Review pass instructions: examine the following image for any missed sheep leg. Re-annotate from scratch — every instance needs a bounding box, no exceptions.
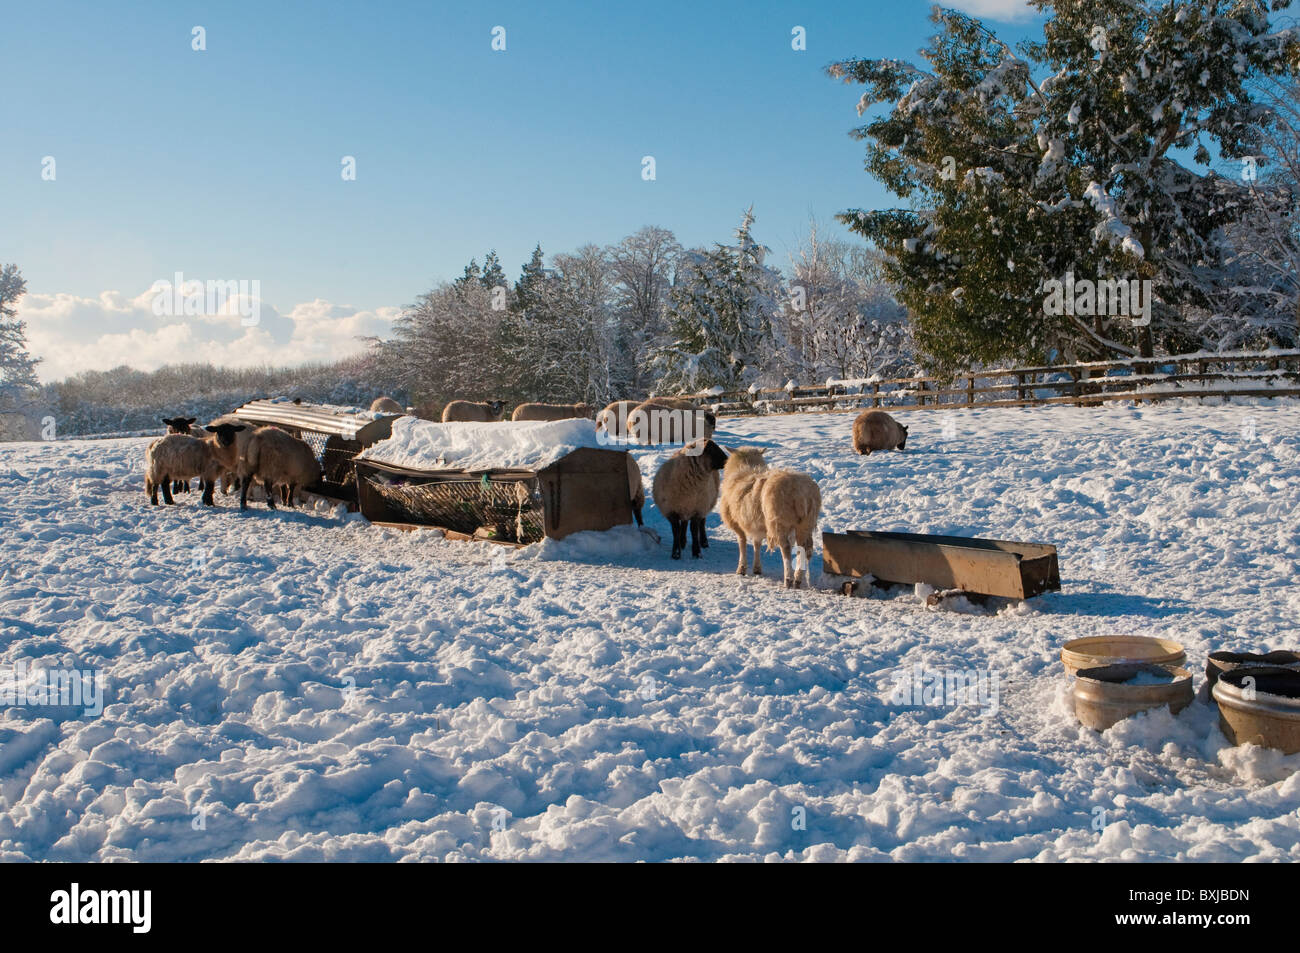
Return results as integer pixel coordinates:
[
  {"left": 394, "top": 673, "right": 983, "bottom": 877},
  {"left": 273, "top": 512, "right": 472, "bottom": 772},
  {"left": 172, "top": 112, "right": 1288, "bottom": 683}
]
[
  {"left": 751, "top": 542, "right": 762, "bottom": 575},
  {"left": 632, "top": 502, "right": 643, "bottom": 527},
  {"left": 263, "top": 479, "right": 277, "bottom": 510},
  {"left": 285, "top": 484, "right": 296, "bottom": 508},
  {"left": 240, "top": 474, "right": 251, "bottom": 511},
  {"left": 201, "top": 479, "right": 215, "bottom": 506},
  {"left": 779, "top": 543, "right": 793, "bottom": 589},
  {"left": 669, "top": 516, "right": 684, "bottom": 559},
  {"left": 688, "top": 516, "right": 702, "bottom": 559},
  {"left": 698, "top": 519, "right": 709, "bottom": 549},
  {"left": 161, "top": 476, "right": 174, "bottom": 505},
  {"left": 148, "top": 480, "right": 158, "bottom": 506},
  {"left": 735, "top": 532, "right": 748, "bottom": 574}
]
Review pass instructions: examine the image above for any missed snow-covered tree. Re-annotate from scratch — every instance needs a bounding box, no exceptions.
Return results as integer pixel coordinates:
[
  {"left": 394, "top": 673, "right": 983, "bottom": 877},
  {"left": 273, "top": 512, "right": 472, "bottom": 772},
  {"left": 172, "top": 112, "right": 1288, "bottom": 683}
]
[
  {"left": 608, "top": 226, "right": 681, "bottom": 392},
  {"left": 0, "top": 264, "right": 40, "bottom": 412},
  {"left": 652, "top": 209, "right": 784, "bottom": 392},
  {"left": 829, "top": 1, "right": 1300, "bottom": 371},
  {"left": 780, "top": 222, "right": 916, "bottom": 381}
]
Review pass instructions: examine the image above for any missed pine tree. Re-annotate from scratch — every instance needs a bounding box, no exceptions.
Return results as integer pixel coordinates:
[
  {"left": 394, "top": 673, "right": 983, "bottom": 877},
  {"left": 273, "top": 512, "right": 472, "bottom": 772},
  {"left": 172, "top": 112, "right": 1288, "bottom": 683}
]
[
  {"left": 829, "top": 2, "right": 1300, "bottom": 371},
  {"left": 653, "top": 209, "right": 784, "bottom": 392},
  {"left": 480, "top": 250, "right": 508, "bottom": 292},
  {"left": 0, "top": 264, "right": 40, "bottom": 412}
]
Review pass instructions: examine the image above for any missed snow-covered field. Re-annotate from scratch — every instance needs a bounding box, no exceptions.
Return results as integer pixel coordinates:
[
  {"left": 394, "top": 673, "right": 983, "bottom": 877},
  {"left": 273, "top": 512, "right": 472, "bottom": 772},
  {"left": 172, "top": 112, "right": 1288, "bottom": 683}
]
[{"left": 2, "top": 399, "right": 1299, "bottom": 862}]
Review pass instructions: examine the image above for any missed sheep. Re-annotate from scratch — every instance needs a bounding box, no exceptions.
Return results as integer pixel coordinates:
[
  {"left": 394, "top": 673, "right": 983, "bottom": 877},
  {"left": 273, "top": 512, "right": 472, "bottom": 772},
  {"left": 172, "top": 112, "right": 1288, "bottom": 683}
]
[
  {"left": 718, "top": 447, "right": 822, "bottom": 588},
  {"left": 206, "top": 414, "right": 256, "bottom": 494},
  {"left": 162, "top": 417, "right": 201, "bottom": 494},
  {"left": 651, "top": 439, "right": 728, "bottom": 559},
  {"left": 596, "top": 400, "right": 638, "bottom": 440},
  {"left": 511, "top": 402, "right": 595, "bottom": 422},
  {"left": 239, "top": 426, "right": 323, "bottom": 511},
  {"left": 145, "top": 434, "right": 221, "bottom": 506},
  {"left": 630, "top": 399, "right": 716, "bottom": 445},
  {"left": 441, "top": 399, "right": 505, "bottom": 422},
  {"left": 370, "top": 396, "right": 404, "bottom": 414},
  {"left": 627, "top": 453, "right": 646, "bottom": 526},
  {"left": 852, "top": 409, "right": 908, "bottom": 454}
]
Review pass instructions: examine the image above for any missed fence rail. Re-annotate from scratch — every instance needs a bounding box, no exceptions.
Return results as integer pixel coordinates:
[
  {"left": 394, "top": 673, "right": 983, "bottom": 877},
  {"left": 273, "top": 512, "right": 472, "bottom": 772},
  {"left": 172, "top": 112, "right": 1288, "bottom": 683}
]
[{"left": 685, "top": 349, "right": 1300, "bottom": 416}]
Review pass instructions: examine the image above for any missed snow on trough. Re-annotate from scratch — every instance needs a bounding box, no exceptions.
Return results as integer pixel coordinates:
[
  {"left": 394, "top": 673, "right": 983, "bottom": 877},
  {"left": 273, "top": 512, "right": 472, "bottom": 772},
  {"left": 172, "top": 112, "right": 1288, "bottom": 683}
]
[
  {"left": 358, "top": 417, "right": 603, "bottom": 472},
  {"left": 1, "top": 398, "right": 1299, "bottom": 861}
]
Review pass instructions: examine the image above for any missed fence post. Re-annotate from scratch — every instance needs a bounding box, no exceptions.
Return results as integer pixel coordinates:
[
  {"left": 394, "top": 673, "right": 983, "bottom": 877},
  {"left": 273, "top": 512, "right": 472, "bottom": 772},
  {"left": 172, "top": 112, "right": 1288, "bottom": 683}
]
[
  {"left": 1016, "top": 373, "right": 1026, "bottom": 402},
  {"left": 967, "top": 375, "right": 974, "bottom": 407},
  {"left": 872, "top": 382, "right": 880, "bottom": 408}
]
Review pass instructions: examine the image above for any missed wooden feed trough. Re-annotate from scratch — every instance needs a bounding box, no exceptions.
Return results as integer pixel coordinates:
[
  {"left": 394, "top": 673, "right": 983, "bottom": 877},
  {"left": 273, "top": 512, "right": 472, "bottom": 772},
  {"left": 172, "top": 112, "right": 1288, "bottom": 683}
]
[
  {"left": 823, "top": 530, "right": 1061, "bottom": 601},
  {"left": 228, "top": 398, "right": 403, "bottom": 506},
  {"left": 353, "top": 419, "right": 636, "bottom": 546}
]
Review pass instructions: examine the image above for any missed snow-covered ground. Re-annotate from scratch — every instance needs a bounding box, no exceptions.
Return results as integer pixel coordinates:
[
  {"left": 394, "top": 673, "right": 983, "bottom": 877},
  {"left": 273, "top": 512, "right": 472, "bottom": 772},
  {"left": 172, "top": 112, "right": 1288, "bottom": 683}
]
[{"left": 2, "top": 398, "right": 1299, "bottom": 861}]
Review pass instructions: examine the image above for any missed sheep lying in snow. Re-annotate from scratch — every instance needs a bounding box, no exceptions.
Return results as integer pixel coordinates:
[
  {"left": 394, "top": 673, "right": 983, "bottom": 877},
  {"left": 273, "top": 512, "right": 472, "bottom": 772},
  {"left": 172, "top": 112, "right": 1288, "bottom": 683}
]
[
  {"left": 442, "top": 399, "right": 505, "bottom": 422},
  {"left": 239, "top": 426, "right": 322, "bottom": 510},
  {"left": 852, "top": 409, "right": 908, "bottom": 454},
  {"left": 719, "top": 447, "right": 822, "bottom": 589},
  {"left": 651, "top": 439, "right": 728, "bottom": 559},
  {"left": 511, "top": 402, "right": 595, "bottom": 422},
  {"left": 370, "top": 396, "right": 405, "bottom": 414},
  {"left": 630, "top": 399, "right": 716, "bottom": 445},
  {"left": 145, "top": 423, "right": 245, "bottom": 506}
]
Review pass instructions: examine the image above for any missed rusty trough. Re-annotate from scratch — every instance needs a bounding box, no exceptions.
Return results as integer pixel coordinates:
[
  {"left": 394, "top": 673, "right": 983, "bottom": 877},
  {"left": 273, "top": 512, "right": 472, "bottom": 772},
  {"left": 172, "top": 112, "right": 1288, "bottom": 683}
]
[{"left": 823, "top": 530, "right": 1061, "bottom": 600}]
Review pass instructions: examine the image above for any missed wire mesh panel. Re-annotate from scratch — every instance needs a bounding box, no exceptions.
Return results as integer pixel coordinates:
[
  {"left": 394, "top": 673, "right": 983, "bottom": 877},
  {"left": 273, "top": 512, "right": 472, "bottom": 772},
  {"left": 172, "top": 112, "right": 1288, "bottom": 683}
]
[{"left": 364, "top": 475, "right": 545, "bottom": 543}]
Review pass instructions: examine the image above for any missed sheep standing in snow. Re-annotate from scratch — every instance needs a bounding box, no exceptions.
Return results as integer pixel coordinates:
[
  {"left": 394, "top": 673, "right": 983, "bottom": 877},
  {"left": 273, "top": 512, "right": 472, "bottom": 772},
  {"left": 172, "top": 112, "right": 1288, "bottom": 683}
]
[
  {"left": 145, "top": 434, "right": 220, "bottom": 506},
  {"left": 651, "top": 439, "right": 728, "bottom": 559},
  {"left": 630, "top": 398, "right": 716, "bottom": 445},
  {"left": 239, "top": 426, "right": 323, "bottom": 511},
  {"left": 511, "top": 402, "right": 595, "bottom": 422},
  {"left": 852, "top": 409, "right": 908, "bottom": 454},
  {"left": 162, "top": 417, "right": 202, "bottom": 493},
  {"left": 596, "top": 400, "right": 637, "bottom": 440},
  {"left": 718, "top": 447, "right": 821, "bottom": 589},
  {"left": 627, "top": 453, "right": 646, "bottom": 526},
  {"left": 206, "top": 414, "right": 256, "bottom": 494},
  {"left": 370, "top": 396, "right": 405, "bottom": 414},
  {"left": 441, "top": 399, "right": 505, "bottom": 422}
]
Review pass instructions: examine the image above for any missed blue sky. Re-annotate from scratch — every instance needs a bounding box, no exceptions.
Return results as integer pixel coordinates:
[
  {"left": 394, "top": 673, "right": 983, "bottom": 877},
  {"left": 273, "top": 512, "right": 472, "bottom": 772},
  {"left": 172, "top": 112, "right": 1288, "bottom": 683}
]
[{"left": 4, "top": 0, "right": 1041, "bottom": 378}]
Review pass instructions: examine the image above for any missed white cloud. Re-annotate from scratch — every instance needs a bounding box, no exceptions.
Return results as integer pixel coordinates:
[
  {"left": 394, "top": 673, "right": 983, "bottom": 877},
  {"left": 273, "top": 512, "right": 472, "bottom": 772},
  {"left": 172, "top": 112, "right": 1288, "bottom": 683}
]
[
  {"left": 21, "top": 286, "right": 401, "bottom": 381},
  {"left": 944, "top": 0, "right": 1038, "bottom": 22}
]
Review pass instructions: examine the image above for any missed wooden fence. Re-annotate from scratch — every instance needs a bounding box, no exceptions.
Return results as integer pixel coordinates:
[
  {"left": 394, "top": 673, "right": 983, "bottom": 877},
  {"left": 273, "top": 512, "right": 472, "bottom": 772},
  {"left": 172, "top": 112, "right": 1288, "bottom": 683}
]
[{"left": 685, "top": 349, "right": 1300, "bottom": 417}]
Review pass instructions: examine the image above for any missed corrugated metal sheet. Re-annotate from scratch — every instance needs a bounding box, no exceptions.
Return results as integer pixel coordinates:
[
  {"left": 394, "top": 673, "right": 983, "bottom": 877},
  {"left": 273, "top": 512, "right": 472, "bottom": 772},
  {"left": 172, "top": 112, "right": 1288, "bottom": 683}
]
[{"left": 230, "top": 399, "right": 398, "bottom": 444}]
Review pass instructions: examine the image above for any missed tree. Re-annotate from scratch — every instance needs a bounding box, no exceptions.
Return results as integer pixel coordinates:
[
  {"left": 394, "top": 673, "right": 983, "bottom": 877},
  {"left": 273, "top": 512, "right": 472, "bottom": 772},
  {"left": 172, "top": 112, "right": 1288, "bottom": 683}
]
[
  {"left": 829, "top": 2, "right": 1300, "bottom": 372},
  {"left": 608, "top": 227, "right": 682, "bottom": 391},
  {"left": 652, "top": 208, "right": 784, "bottom": 392},
  {"left": 0, "top": 264, "right": 40, "bottom": 411}
]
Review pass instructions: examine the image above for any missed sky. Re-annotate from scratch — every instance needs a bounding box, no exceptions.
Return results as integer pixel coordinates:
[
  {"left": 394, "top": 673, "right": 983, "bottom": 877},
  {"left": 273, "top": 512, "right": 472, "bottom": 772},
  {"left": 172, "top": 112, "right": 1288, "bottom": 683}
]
[{"left": 4, "top": 0, "right": 1042, "bottom": 381}]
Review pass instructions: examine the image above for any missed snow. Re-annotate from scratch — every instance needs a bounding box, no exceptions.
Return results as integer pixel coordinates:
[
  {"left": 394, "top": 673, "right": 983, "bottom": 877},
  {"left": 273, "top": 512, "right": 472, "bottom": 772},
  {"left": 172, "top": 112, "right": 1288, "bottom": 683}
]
[
  {"left": 2, "top": 398, "right": 1300, "bottom": 861},
  {"left": 358, "top": 417, "right": 602, "bottom": 472}
]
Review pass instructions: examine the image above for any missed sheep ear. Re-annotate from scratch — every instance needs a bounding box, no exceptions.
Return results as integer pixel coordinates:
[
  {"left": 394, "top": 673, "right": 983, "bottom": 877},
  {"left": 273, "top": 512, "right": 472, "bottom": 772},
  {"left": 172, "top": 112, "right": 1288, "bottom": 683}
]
[
  {"left": 903, "top": 425, "right": 909, "bottom": 432},
  {"left": 232, "top": 425, "right": 246, "bottom": 432},
  {"left": 204, "top": 425, "right": 218, "bottom": 433},
  {"left": 185, "top": 417, "right": 197, "bottom": 425}
]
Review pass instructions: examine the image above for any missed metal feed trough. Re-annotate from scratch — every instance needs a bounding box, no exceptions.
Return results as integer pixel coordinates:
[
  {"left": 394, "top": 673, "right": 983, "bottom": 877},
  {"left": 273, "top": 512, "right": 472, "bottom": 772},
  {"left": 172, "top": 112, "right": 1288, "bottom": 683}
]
[
  {"left": 823, "top": 530, "right": 1061, "bottom": 600},
  {"left": 355, "top": 447, "right": 635, "bottom": 546},
  {"left": 228, "top": 399, "right": 402, "bottom": 505}
]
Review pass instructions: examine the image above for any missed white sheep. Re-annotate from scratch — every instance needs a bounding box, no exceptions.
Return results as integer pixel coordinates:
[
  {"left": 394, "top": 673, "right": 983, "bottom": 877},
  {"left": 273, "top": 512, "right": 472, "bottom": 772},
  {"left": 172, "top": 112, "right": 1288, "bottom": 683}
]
[
  {"left": 370, "top": 396, "right": 404, "bottom": 414},
  {"left": 511, "top": 402, "right": 595, "bottom": 422},
  {"left": 718, "top": 447, "right": 822, "bottom": 588},
  {"left": 852, "top": 410, "right": 908, "bottom": 454}
]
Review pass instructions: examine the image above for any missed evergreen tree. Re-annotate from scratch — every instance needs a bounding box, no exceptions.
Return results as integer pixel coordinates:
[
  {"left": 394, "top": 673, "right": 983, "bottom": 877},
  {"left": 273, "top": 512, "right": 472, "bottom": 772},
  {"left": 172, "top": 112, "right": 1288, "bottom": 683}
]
[
  {"left": 829, "top": 2, "right": 1300, "bottom": 371},
  {"left": 480, "top": 250, "right": 508, "bottom": 292},
  {"left": 652, "top": 209, "right": 784, "bottom": 392},
  {"left": 0, "top": 264, "right": 40, "bottom": 410}
]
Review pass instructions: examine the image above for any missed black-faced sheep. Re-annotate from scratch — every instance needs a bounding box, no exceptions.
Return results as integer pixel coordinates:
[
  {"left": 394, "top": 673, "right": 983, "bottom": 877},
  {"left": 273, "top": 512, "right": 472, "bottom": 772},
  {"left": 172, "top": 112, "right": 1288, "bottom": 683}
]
[
  {"left": 651, "top": 439, "right": 728, "bottom": 559},
  {"left": 162, "top": 417, "right": 201, "bottom": 494},
  {"left": 442, "top": 399, "right": 505, "bottom": 422},
  {"left": 145, "top": 433, "right": 223, "bottom": 506},
  {"left": 238, "top": 426, "right": 322, "bottom": 511},
  {"left": 370, "top": 396, "right": 404, "bottom": 414},
  {"left": 852, "top": 410, "right": 908, "bottom": 454},
  {"left": 206, "top": 414, "right": 256, "bottom": 494},
  {"left": 511, "top": 402, "right": 595, "bottom": 422},
  {"left": 718, "top": 447, "right": 822, "bottom": 589}
]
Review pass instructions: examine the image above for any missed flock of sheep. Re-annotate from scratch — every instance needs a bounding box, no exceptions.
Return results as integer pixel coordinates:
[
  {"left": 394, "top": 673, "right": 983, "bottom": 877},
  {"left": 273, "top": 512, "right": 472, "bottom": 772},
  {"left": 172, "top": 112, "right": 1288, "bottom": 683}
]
[{"left": 142, "top": 394, "right": 910, "bottom": 590}]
